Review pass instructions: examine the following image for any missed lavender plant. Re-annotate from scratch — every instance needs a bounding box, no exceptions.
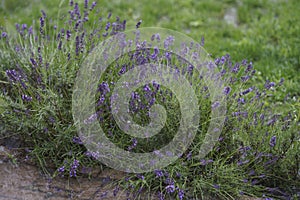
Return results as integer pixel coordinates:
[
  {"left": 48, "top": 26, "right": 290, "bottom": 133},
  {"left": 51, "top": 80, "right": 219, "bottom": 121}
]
[
  {"left": 0, "top": 1, "right": 299, "bottom": 200},
  {"left": 0, "top": 1, "right": 126, "bottom": 175}
]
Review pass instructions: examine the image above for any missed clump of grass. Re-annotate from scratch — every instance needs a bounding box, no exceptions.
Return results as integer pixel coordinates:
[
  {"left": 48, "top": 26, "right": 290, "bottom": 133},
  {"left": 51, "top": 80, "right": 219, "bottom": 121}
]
[{"left": 0, "top": 1, "right": 299, "bottom": 200}]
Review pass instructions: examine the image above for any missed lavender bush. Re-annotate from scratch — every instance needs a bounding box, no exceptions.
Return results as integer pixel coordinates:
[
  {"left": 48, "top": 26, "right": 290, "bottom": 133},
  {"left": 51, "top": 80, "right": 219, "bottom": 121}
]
[{"left": 0, "top": 1, "right": 299, "bottom": 199}]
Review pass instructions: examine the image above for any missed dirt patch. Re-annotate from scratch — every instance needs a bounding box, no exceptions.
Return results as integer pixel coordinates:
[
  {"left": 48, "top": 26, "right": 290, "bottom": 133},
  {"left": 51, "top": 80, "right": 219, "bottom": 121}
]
[{"left": 0, "top": 146, "right": 263, "bottom": 200}]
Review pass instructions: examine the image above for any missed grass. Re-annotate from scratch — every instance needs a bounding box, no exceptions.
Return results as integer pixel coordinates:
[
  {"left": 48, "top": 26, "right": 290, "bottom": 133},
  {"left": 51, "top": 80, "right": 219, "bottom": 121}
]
[{"left": 0, "top": 0, "right": 299, "bottom": 199}]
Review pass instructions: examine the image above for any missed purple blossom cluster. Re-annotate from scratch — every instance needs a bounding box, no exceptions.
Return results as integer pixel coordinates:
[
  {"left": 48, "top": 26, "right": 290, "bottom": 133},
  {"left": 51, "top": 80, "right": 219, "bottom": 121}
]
[
  {"left": 1, "top": 1, "right": 298, "bottom": 199},
  {"left": 69, "top": 159, "right": 79, "bottom": 177}
]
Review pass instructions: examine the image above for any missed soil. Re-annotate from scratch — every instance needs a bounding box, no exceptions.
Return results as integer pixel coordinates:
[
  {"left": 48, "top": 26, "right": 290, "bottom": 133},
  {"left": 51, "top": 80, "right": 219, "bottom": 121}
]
[{"left": 0, "top": 145, "right": 263, "bottom": 200}]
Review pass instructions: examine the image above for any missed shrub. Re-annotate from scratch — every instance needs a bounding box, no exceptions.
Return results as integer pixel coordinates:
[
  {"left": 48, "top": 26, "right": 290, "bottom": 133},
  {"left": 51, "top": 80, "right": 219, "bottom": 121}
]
[{"left": 0, "top": 1, "right": 299, "bottom": 199}]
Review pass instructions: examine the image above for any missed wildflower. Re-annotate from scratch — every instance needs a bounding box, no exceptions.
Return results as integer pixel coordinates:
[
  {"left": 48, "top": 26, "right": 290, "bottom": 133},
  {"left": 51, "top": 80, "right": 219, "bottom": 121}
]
[
  {"left": 200, "top": 159, "right": 213, "bottom": 165},
  {"left": 200, "top": 35, "right": 205, "bottom": 46},
  {"left": 279, "top": 78, "right": 284, "bottom": 86},
  {"left": 231, "top": 63, "right": 240, "bottom": 73},
  {"left": 151, "top": 46, "right": 159, "bottom": 60},
  {"left": 1, "top": 32, "right": 7, "bottom": 38},
  {"left": 72, "top": 136, "right": 83, "bottom": 144},
  {"left": 154, "top": 169, "right": 164, "bottom": 178},
  {"left": 90, "top": 1, "right": 96, "bottom": 10},
  {"left": 21, "top": 24, "right": 27, "bottom": 31},
  {"left": 6, "top": 69, "right": 21, "bottom": 82},
  {"left": 41, "top": 10, "right": 47, "bottom": 18},
  {"left": 69, "top": 159, "right": 79, "bottom": 177},
  {"left": 113, "top": 186, "right": 119, "bottom": 196},
  {"left": 75, "top": 36, "right": 80, "bottom": 55},
  {"left": 15, "top": 23, "right": 20, "bottom": 31},
  {"left": 178, "top": 188, "right": 184, "bottom": 200},
  {"left": 105, "top": 22, "right": 110, "bottom": 31},
  {"left": 164, "top": 35, "right": 175, "bottom": 49},
  {"left": 28, "top": 26, "right": 33, "bottom": 35},
  {"left": 66, "top": 30, "right": 71, "bottom": 40},
  {"left": 158, "top": 191, "right": 164, "bottom": 200},
  {"left": 237, "top": 159, "right": 249, "bottom": 166},
  {"left": 136, "top": 174, "right": 145, "bottom": 180},
  {"left": 264, "top": 80, "right": 275, "bottom": 89},
  {"left": 85, "top": 151, "right": 99, "bottom": 159},
  {"left": 241, "top": 75, "right": 250, "bottom": 82},
  {"left": 165, "top": 184, "right": 175, "bottom": 193},
  {"left": 40, "top": 17, "right": 45, "bottom": 28},
  {"left": 84, "top": 0, "right": 89, "bottom": 9},
  {"left": 269, "top": 136, "right": 276, "bottom": 147},
  {"left": 245, "top": 62, "right": 253, "bottom": 73},
  {"left": 128, "top": 138, "right": 138, "bottom": 151},
  {"left": 220, "top": 56, "right": 226, "bottom": 65},
  {"left": 21, "top": 94, "right": 32, "bottom": 102},
  {"left": 215, "top": 57, "right": 221, "bottom": 65},
  {"left": 223, "top": 86, "right": 231, "bottom": 95},
  {"left": 107, "top": 12, "right": 112, "bottom": 19},
  {"left": 213, "top": 184, "right": 220, "bottom": 189},
  {"left": 237, "top": 98, "right": 245, "bottom": 104},
  {"left": 58, "top": 166, "right": 65, "bottom": 176},
  {"left": 136, "top": 20, "right": 142, "bottom": 28}
]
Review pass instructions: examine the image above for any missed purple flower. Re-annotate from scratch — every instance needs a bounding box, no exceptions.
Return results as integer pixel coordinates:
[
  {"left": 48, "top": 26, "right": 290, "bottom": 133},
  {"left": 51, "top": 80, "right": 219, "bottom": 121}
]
[
  {"left": 90, "top": 2, "right": 96, "bottom": 10},
  {"left": 1, "top": 32, "right": 7, "bottom": 38},
  {"left": 72, "top": 136, "right": 83, "bottom": 144},
  {"left": 128, "top": 138, "right": 138, "bottom": 151},
  {"left": 200, "top": 35, "right": 205, "bottom": 46},
  {"left": 143, "top": 84, "right": 151, "bottom": 92},
  {"left": 21, "top": 24, "right": 27, "bottom": 30},
  {"left": 136, "top": 20, "right": 142, "bottom": 28},
  {"left": 269, "top": 136, "right": 276, "bottom": 147},
  {"left": 75, "top": 36, "right": 80, "bottom": 55},
  {"left": 215, "top": 58, "right": 220, "bottom": 65},
  {"left": 200, "top": 159, "right": 214, "bottom": 165},
  {"left": 223, "top": 86, "right": 231, "bottom": 95},
  {"left": 158, "top": 191, "right": 164, "bottom": 200},
  {"left": 107, "top": 12, "right": 112, "bottom": 19},
  {"left": 113, "top": 186, "right": 119, "bottom": 196},
  {"left": 41, "top": 10, "right": 47, "bottom": 18},
  {"left": 165, "top": 184, "right": 175, "bottom": 193},
  {"left": 220, "top": 56, "right": 226, "bottom": 65},
  {"left": 58, "top": 166, "right": 65, "bottom": 176},
  {"left": 237, "top": 98, "right": 245, "bottom": 104},
  {"left": 154, "top": 169, "right": 164, "bottom": 177},
  {"left": 21, "top": 94, "right": 32, "bottom": 102},
  {"left": 98, "top": 81, "right": 110, "bottom": 96},
  {"left": 151, "top": 46, "right": 159, "bottom": 60},
  {"left": 279, "top": 78, "right": 284, "bottom": 86},
  {"left": 245, "top": 62, "right": 253, "bottom": 73},
  {"left": 66, "top": 30, "right": 71, "bottom": 40},
  {"left": 84, "top": 0, "right": 89, "bottom": 9},
  {"left": 213, "top": 184, "right": 220, "bottom": 189},
  {"left": 6, "top": 69, "right": 21, "bottom": 82},
  {"left": 40, "top": 17, "right": 45, "bottom": 28},
  {"left": 85, "top": 151, "right": 99, "bottom": 159},
  {"left": 231, "top": 63, "right": 240, "bottom": 73},
  {"left": 136, "top": 174, "right": 144, "bottom": 180},
  {"left": 15, "top": 23, "right": 20, "bottom": 31},
  {"left": 237, "top": 159, "right": 249, "bottom": 166},
  {"left": 70, "top": 159, "right": 79, "bottom": 177},
  {"left": 105, "top": 22, "right": 110, "bottom": 31},
  {"left": 178, "top": 188, "right": 184, "bottom": 200},
  {"left": 264, "top": 80, "right": 275, "bottom": 89},
  {"left": 164, "top": 36, "right": 175, "bottom": 49}
]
